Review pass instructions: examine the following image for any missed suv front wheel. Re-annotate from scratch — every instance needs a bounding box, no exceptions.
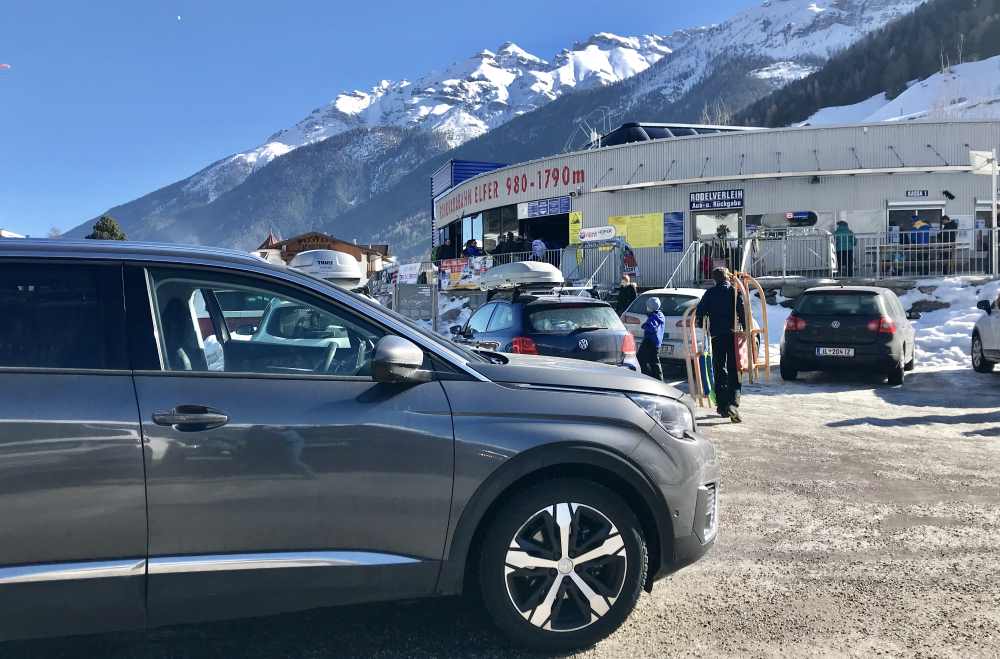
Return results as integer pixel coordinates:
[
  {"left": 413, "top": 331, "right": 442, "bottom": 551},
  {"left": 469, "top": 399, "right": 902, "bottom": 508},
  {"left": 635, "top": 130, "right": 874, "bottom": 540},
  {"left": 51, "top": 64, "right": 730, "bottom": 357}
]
[{"left": 478, "top": 479, "right": 648, "bottom": 652}]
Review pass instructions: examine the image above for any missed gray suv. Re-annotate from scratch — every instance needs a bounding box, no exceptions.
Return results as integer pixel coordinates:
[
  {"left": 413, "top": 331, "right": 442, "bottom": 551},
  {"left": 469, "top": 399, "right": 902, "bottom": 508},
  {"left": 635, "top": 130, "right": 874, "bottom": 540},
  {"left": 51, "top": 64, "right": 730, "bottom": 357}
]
[{"left": 0, "top": 240, "right": 719, "bottom": 651}]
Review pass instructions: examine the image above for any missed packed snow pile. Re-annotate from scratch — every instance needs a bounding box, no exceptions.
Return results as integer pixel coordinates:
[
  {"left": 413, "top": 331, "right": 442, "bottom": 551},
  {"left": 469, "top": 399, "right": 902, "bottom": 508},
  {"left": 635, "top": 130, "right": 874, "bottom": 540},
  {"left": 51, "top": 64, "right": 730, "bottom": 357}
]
[
  {"left": 803, "top": 54, "right": 1000, "bottom": 125},
  {"left": 900, "top": 278, "right": 1000, "bottom": 368}
]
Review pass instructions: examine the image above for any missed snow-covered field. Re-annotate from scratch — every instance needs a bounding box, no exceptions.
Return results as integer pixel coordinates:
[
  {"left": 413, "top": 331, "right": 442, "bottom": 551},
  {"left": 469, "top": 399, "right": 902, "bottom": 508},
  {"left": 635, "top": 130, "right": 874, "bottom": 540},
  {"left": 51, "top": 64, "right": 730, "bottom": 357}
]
[
  {"left": 803, "top": 54, "right": 1000, "bottom": 125},
  {"left": 901, "top": 277, "right": 1000, "bottom": 368}
]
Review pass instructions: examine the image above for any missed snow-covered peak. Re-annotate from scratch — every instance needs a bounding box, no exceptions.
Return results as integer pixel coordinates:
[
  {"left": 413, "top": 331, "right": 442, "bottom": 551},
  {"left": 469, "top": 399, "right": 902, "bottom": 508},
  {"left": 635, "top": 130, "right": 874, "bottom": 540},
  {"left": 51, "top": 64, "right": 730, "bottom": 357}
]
[
  {"left": 184, "top": 0, "right": 924, "bottom": 204},
  {"left": 638, "top": 0, "right": 925, "bottom": 103}
]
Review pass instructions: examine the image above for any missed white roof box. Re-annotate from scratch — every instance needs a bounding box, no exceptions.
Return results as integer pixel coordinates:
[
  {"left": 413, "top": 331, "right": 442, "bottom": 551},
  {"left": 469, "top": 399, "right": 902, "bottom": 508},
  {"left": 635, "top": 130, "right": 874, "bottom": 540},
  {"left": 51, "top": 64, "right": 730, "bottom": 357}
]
[
  {"left": 479, "top": 260, "right": 565, "bottom": 291},
  {"left": 288, "top": 249, "right": 366, "bottom": 289}
]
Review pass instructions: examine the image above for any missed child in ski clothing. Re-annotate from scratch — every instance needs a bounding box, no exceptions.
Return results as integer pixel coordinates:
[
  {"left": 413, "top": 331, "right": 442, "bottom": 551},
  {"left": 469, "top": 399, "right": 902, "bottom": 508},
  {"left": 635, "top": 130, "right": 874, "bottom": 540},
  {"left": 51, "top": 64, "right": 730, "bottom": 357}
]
[{"left": 639, "top": 297, "right": 665, "bottom": 381}]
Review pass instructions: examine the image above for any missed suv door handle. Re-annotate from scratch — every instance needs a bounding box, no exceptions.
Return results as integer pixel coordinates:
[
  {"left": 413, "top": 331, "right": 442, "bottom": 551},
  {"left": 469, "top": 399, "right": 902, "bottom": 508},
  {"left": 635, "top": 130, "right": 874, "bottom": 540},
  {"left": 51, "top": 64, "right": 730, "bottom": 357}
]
[{"left": 152, "top": 405, "right": 229, "bottom": 431}]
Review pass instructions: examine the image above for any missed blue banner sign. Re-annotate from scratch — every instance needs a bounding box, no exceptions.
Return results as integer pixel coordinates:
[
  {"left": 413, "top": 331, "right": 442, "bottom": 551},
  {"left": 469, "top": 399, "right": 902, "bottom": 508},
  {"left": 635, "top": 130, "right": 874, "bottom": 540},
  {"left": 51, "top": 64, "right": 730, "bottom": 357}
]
[
  {"left": 663, "top": 212, "right": 685, "bottom": 252},
  {"left": 524, "top": 195, "right": 571, "bottom": 218},
  {"left": 690, "top": 189, "right": 744, "bottom": 211}
]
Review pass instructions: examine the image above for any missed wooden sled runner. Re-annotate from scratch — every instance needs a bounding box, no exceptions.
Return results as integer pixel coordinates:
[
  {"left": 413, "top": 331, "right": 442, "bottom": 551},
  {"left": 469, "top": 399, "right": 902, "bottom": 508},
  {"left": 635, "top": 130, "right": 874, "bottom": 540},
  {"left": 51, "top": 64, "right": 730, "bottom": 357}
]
[{"left": 681, "top": 271, "right": 771, "bottom": 407}]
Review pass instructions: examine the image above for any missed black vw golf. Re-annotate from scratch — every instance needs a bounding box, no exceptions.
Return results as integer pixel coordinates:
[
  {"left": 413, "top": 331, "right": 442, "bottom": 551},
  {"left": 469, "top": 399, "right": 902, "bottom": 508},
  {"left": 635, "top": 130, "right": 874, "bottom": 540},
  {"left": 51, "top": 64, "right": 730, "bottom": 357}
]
[{"left": 780, "top": 285, "right": 918, "bottom": 385}]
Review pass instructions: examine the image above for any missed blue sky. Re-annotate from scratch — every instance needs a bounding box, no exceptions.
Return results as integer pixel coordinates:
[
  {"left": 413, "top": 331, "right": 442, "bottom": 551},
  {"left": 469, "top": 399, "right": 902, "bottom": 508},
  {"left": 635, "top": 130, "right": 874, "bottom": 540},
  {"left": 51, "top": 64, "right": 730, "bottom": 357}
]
[{"left": 1, "top": 0, "right": 756, "bottom": 237}]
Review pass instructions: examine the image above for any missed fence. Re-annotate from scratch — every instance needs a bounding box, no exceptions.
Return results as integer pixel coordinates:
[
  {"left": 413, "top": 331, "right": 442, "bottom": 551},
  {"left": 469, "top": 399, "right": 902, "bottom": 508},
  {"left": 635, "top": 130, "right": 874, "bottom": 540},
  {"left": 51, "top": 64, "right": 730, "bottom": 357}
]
[
  {"left": 741, "top": 228, "right": 1000, "bottom": 281},
  {"left": 375, "top": 228, "right": 1000, "bottom": 324}
]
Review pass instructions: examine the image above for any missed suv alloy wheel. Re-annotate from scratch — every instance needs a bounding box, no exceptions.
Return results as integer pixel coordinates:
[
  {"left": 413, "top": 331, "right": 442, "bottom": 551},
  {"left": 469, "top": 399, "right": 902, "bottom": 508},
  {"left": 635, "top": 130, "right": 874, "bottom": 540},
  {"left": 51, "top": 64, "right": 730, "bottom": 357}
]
[{"left": 478, "top": 479, "right": 647, "bottom": 651}]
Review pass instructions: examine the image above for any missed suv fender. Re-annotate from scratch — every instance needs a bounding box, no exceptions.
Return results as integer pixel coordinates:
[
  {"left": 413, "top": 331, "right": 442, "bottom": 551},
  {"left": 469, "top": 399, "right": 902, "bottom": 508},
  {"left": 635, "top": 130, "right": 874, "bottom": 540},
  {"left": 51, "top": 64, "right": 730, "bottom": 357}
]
[{"left": 435, "top": 443, "right": 673, "bottom": 595}]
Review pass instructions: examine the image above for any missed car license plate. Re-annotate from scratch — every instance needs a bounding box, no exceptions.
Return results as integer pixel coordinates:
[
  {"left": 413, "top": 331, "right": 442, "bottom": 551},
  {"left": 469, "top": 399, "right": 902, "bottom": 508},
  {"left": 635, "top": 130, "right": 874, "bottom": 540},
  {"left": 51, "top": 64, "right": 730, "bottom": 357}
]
[
  {"left": 660, "top": 344, "right": 674, "bottom": 356},
  {"left": 816, "top": 347, "right": 854, "bottom": 357}
]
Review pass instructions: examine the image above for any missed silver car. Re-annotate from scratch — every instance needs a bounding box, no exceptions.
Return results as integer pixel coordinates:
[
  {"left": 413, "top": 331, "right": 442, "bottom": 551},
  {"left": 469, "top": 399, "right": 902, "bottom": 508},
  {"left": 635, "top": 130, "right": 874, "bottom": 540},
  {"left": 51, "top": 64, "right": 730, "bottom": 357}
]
[{"left": 0, "top": 240, "right": 719, "bottom": 651}]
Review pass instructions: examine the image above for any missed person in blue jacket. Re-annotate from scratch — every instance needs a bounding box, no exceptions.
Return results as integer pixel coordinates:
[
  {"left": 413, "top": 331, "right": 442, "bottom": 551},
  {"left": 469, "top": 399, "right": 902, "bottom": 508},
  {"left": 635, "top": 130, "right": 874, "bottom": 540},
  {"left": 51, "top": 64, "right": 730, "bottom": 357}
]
[
  {"left": 696, "top": 267, "right": 746, "bottom": 423},
  {"left": 639, "top": 297, "right": 665, "bottom": 381}
]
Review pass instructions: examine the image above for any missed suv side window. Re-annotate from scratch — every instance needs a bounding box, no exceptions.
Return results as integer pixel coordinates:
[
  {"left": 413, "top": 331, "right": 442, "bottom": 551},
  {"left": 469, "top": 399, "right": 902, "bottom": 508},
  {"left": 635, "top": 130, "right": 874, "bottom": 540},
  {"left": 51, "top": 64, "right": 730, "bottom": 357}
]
[
  {"left": 147, "top": 268, "right": 386, "bottom": 377},
  {"left": 0, "top": 262, "right": 125, "bottom": 370},
  {"left": 486, "top": 303, "right": 514, "bottom": 332},
  {"left": 466, "top": 303, "right": 495, "bottom": 335}
]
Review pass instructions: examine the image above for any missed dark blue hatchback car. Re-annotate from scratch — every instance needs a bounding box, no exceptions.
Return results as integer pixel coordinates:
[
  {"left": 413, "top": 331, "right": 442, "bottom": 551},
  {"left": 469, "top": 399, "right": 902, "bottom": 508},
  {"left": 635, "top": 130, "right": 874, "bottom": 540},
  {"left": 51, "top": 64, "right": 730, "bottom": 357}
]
[{"left": 450, "top": 291, "right": 640, "bottom": 370}]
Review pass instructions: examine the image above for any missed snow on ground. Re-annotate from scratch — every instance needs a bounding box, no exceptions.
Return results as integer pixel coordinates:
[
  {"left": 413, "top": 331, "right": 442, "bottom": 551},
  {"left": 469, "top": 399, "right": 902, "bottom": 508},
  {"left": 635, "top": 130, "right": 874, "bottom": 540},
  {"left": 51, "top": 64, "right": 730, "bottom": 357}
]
[
  {"left": 900, "top": 277, "right": 1000, "bottom": 368},
  {"left": 803, "top": 54, "right": 1000, "bottom": 125}
]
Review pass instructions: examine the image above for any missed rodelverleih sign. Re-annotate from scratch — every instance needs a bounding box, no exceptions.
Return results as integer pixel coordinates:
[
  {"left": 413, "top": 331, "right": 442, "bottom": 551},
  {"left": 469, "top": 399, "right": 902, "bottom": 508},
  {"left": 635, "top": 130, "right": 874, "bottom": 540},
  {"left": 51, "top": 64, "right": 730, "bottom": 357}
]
[{"left": 689, "top": 189, "right": 744, "bottom": 211}]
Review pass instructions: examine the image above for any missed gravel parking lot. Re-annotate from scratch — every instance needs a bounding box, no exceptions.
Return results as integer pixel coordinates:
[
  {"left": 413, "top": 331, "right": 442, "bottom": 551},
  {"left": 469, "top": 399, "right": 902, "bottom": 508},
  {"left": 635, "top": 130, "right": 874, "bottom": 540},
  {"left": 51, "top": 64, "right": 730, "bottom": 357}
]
[{"left": 8, "top": 367, "right": 1000, "bottom": 658}]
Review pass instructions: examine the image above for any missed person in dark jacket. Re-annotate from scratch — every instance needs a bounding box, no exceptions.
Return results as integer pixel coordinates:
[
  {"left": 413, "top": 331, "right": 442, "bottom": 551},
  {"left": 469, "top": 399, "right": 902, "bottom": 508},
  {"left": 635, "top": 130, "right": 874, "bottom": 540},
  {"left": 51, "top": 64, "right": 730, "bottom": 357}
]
[
  {"left": 833, "top": 220, "right": 856, "bottom": 277},
  {"left": 639, "top": 297, "right": 665, "bottom": 381},
  {"left": 616, "top": 274, "right": 638, "bottom": 314},
  {"left": 433, "top": 238, "right": 452, "bottom": 261},
  {"left": 696, "top": 267, "right": 746, "bottom": 423}
]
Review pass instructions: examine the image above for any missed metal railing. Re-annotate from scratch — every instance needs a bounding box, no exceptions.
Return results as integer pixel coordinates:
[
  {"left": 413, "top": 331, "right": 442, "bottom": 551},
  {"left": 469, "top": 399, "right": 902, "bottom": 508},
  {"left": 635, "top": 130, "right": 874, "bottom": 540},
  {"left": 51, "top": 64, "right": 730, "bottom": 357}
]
[
  {"left": 666, "top": 240, "right": 700, "bottom": 288},
  {"left": 742, "top": 228, "right": 1000, "bottom": 281}
]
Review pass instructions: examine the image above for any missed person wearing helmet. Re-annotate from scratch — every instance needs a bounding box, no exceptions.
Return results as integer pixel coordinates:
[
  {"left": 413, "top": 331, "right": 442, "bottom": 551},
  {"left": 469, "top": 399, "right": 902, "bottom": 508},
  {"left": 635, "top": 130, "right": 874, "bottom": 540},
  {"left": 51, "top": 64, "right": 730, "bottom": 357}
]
[{"left": 639, "top": 296, "right": 665, "bottom": 381}]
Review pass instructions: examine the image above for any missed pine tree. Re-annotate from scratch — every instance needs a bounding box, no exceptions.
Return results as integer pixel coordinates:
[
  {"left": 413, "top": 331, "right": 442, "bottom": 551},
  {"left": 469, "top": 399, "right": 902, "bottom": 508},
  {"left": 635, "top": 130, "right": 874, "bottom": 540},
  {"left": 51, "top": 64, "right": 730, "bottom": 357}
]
[{"left": 86, "top": 215, "right": 127, "bottom": 240}]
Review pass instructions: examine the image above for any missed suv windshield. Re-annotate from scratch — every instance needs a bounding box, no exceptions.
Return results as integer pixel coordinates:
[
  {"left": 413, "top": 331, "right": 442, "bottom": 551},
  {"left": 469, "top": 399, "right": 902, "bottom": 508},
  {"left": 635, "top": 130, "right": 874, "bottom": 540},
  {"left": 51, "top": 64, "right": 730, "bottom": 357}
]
[
  {"left": 628, "top": 293, "right": 699, "bottom": 317},
  {"left": 797, "top": 292, "right": 882, "bottom": 316},
  {"left": 527, "top": 304, "right": 624, "bottom": 334}
]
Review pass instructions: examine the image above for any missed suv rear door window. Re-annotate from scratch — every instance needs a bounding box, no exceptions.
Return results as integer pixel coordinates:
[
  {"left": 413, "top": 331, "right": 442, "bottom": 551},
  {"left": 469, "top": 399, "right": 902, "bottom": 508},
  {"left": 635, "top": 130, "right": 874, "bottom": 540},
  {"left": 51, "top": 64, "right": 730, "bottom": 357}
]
[
  {"left": 527, "top": 304, "right": 624, "bottom": 334},
  {"left": 466, "top": 303, "right": 494, "bottom": 334},
  {"left": 797, "top": 292, "right": 882, "bottom": 316},
  {"left": 0, "top": 263, "right": 125, "bottom": 369},
  {"left": 486, "top": 303, "right": 514, "bottom": 332}
]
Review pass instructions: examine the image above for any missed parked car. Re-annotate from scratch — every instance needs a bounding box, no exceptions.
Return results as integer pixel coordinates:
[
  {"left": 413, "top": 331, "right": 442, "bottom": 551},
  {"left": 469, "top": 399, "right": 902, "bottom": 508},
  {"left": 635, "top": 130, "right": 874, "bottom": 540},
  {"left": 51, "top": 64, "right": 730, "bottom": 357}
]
[
  {"left": 0, "top": 240, "right": 719, "bottom": 651},
  {"left": 451, "top": 291, "right": 641, "bottom": 372},
  {"left": 621, "top": 288, "right": 705, "bottom": 362},
  {"left": 972, "top": 292, "right": 1000, "bottom": 372},
  {"left": 780, "top": 285, "right": 918, "bottom": 385}
]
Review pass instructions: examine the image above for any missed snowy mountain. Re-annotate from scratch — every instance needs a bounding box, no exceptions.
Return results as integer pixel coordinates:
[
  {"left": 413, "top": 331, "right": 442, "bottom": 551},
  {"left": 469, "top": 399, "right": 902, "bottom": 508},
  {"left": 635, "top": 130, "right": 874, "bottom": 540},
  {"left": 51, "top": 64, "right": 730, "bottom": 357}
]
[
  {"left": 72, "top": 0, "right": 929, "bottom": 253},
  {"left": 803, "top": 55, "right": 1000, "bottom": 124},
  {"left": 623, "top": 0, "right": 923, "bottom": 107},
  {"left": 181, "top": 34, "right": 679, "bottom": 206}
]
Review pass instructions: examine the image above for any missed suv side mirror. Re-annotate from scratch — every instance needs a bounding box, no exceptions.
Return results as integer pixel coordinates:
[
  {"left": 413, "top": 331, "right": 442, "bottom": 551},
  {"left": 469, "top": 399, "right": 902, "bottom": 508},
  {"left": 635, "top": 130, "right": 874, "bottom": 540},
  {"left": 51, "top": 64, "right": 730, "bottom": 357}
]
[
  {"left": 372, "top": 336, "right": 431, "bottom": 384},
  {"left": 449, "top": 324, "right": 463, "bottom": 336},
  {"left": 233, "top": 324, "right": 258, "bottom": 336},
  {"left": 977, "top": 299, "right": 992, "bottom": 314}
]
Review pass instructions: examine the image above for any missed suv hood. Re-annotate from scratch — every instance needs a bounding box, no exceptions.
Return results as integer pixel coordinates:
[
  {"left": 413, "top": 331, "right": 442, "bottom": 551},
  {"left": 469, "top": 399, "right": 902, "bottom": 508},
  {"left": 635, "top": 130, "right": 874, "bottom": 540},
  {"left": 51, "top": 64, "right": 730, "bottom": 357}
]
[{"left": 469, "top": 353, "right": 685, "bottom": 399}]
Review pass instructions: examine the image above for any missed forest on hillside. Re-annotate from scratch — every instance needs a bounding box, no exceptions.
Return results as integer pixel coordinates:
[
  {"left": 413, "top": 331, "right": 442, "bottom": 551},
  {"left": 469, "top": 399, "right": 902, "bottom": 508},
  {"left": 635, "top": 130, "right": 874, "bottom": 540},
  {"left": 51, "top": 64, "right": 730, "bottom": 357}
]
[{"left": 736, "top": 0, "right": 1000, "bottom": 126}]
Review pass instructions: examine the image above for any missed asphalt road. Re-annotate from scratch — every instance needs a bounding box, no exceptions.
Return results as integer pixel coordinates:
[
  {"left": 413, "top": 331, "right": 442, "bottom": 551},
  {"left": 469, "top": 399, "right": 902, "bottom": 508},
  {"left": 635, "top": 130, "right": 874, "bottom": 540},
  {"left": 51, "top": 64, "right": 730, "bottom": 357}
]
[{"left": 7, "top": 367, "right": 1000, "bottom": 658}]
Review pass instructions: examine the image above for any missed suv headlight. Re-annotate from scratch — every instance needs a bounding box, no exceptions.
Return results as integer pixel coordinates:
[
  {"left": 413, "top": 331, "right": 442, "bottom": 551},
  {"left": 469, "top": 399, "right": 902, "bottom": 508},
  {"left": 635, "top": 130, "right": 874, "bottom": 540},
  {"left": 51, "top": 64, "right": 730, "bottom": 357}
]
[{"left": 627, "top": 393, "right": 695, "bottom": 439}]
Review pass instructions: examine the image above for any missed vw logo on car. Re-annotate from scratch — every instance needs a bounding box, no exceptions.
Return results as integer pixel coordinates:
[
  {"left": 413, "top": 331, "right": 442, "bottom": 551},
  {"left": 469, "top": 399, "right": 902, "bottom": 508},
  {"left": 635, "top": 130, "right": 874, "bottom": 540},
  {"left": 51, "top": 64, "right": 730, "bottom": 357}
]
[
  {"left": 831, "top": 320, "right": 841, "bottom": 328},
  {"left": 578, "top": 338, "right": 589, "bottom": 350}
]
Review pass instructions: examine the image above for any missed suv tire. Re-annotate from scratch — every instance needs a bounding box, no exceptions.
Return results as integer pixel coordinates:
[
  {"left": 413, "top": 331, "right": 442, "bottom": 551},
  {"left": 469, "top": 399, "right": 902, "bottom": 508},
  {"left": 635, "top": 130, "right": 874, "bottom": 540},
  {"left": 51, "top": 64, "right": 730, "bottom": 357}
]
[
  {"left": 780, "top": 360, "right": 798, "bottom": 381},
  {"left": 478, "top": 479, "right": 647, "bottom": 652},
  {"left": 904, "top": 345, "right": 915, "bottom": 372},
  {"left": 972, "top": 332, "right": 995, "bottom": 373},
  {"left": 887, "top": 359, "right": 905, "bottom": 386}
]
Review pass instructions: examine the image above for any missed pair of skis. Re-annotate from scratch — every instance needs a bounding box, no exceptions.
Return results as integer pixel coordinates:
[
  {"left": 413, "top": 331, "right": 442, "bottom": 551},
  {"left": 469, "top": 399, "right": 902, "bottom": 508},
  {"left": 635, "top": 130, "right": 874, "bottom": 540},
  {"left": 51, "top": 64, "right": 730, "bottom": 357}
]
[{"left": 682, "top": 271, "right": 771, "bottom": 409}]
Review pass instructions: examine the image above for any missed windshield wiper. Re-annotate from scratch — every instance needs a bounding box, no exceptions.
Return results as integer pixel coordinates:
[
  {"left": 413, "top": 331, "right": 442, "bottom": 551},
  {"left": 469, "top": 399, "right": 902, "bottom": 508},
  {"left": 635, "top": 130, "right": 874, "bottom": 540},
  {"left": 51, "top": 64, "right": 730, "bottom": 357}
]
[{"left": 473, "top": 349, "right": 509, "bottom": 364}]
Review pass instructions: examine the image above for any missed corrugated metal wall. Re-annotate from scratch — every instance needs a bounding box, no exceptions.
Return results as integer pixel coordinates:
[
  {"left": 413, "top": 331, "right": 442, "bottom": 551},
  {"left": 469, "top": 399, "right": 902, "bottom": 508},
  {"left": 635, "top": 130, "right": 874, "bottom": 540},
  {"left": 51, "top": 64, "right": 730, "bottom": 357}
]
[{"left": 431, "top": 121, "right": 1000, "bottom": 284}]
